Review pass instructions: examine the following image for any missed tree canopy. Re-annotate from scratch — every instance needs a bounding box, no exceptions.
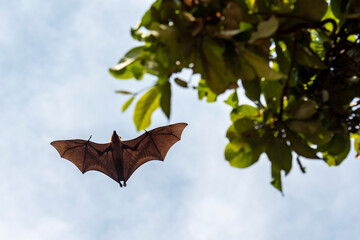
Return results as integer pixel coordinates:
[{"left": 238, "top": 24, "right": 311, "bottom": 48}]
[{"left": 110, "top": 0, "right": 360, "bottom": 192}]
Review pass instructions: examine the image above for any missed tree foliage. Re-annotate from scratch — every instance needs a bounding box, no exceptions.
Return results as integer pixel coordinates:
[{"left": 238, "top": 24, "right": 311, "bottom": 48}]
[{"left": 110, "top": 0, "right": 360, "bottom": 192}]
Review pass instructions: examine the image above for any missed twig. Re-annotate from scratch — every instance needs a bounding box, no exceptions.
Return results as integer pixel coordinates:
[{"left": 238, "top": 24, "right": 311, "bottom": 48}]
[{"left": 278, "top": 33, "right": 298, "bottom": 120}]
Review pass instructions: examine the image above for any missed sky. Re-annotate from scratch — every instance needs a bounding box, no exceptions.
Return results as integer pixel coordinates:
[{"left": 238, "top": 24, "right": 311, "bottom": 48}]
[{"left": 0, "top": 0, "right": 360, "bottom": 239}]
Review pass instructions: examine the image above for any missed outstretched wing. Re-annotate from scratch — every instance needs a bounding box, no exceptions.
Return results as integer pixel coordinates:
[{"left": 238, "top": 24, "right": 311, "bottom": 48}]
[
  {"left": 121, "top": 122, "right": 188, "bottom": 182},
  {"left": 50, "top": 140, "right": 119, "bottom": 182}
]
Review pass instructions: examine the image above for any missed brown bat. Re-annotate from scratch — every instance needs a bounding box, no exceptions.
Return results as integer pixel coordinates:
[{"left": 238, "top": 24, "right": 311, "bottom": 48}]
[{"left": 51, "top": 123, "right": 187, "bottom": 187}]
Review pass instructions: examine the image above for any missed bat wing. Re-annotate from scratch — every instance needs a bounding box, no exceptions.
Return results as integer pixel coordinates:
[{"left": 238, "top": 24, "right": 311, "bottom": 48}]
[
  {"left": 121, "top": 122, "right": 188, "bottom": 182},
  {"left": 51, "top": 140, "right": 119, "bottom": 182}
]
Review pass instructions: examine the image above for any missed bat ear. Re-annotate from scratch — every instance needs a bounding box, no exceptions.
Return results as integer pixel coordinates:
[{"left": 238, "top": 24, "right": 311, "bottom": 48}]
[{"left": 111, "top": 131, "right": 121, "bottom": 143}]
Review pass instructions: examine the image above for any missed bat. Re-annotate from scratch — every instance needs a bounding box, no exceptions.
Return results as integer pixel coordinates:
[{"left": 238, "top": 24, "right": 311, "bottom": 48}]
[{"left": 51, "top": 123, "right": 187, "bottom": 187}]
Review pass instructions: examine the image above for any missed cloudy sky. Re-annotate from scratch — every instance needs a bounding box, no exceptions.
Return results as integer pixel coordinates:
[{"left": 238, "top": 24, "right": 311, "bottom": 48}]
[{"left": 1, "top": 1, "right": 359, "bottom": 239}]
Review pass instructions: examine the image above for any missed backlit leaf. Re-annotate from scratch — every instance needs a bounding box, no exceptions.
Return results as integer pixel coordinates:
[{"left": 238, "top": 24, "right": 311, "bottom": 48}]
[
  {"left": 133, "top": 86, "right": 161, "bottom": 131},
  {"left": 225, "top": 142, "right": 261, "bottom": 168},
  {"left": 159, "top": 81, "right": 171, "bottom": 118},
  {"left": 230, "top": 105, "right": 260, "bottom": 122},
  {"left": 242, "top": 50, "right": 286, "bottom": 81},
  {"left": 116, "top": 90, "right": 134, "bottom": 95},
  {"left": 293, "top": 0, "right": 327, "bottom": 21},
  {"left": 122, "top": 96, "right": 135, "bottom": 112},
  {"left": 290, "top": 99, "right": 318, "bottom": 120},
  {"left": 287, "top": 130, "right": 319, "bottom": 159},
  {"left": 224, "top": 90, "right": 239, "bottom": 108},
  {"left": 174, "top": 78, "right": 188, "bottom": 88},
  {"left": 249, "top": 15, "right": 279, "bottom": 43},
  {"left": 266, "top": 137, "right": 292, "bottom": 174},
  {"left": 271, "top": 164, "right": 282, "bottom": 193},
  {"left": 199, "top": 37, "right": 238, "bottom": 94}
]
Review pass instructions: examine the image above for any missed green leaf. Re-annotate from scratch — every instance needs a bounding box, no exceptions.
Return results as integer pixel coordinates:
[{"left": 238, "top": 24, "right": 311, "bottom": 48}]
[
  {"left": 224, "top": 90, "right": 239, "bottom": 108},
  {"left": 320, "top": 133, "right": 350, "bottom": 156},
  {"left": 197, "top": 79, "right": 218, "bottom": 102},
  {"left": 295, "top": 44, "right": 327, "bottom": 69},
  {"left": 133, "top": 86, "right": 161, "bottom": 131},
  {"left": 159, "top": 81, "right": 171, "bottom": 118},
  {"left": 275, "top": 42, "right": 290, "bottom": 74},
  {"left": 287, "top": 120, "right": 321, "bottom": 135},
  {"left": 116, "top": 90, "right": 133, "bottom": 95},
  {"left": 230, "top": 105, "right": 260, "bottom": 122},
  {"left": 261, "top": 81, "right": 282, "bottom": 109},
  {"left": 197, "top": 79, "right": 207, "bottom": 100},
  {"left": 242, "top": 50, "right": 286, "bottom": 81},
  {"left": 226, "top": 124, "right": 241, "bottom": 141},
  {"left": 138, "top": 0, "right": 163, "bottom": 28},
  {"left": 249, "top": 15, "right": 279, "bottom": 43},
  {"left": 109, "top": 46, "right": 146, "bottom": 79},
  {"left": 241, "top": 78, "right": 261, "bottom": 101},
  {"left": 266, "top": 137, "right": 292, "bottom": 174},
  {"left": 293, "top": 0, "right": 328, "bottom": 21},
  {"left": 196, "top": 37, "right": 237, "bottom": 94},
  {"left": 323, "top": 135, "right": 350, "bottom": 166},
  {"left": 122, "top": 96, "right": 135, "bottom": 112},
  {"left": 352, "top": 133, "right": 360, "bottom": 156},
  {"left": 271, "top": 164, "right": 283, "bottom": 193},
  {"left": 287, "top": 130, "right": 319, "bottom": 159},
  {"left": 306, "top": 127, "right": 334, "bottom": 146},
  {"left": 225, "top": 142, "right": 261, "bottom": 168},
  {"left": 233, "top": 118, "right": 255, "bottom": 134},
  {"left": 290, "top": 99, "right": 318, "bottom": 120},
  {"left": 231, "top": 55, "right": 257, "bottom": 81},
  {"left": 330, "top": 0, "right": 343, "bottom": 19},
  {"left": 331, "top": 0, "right": 360, "bottom": 20},
  {"left": 174, "top": 78, "right": 188, "bottom": 88},
  {"left": 355, "top": 138, "right": 360, "bottom": 157},
  {"left": 206, "top": 91, "right": 218, "bottom": 103}
]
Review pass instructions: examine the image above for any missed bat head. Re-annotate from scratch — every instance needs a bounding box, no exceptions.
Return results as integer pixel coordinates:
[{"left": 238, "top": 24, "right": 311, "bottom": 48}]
[{"left": 111, "top": 130, "right": 121, "bottom": 143}]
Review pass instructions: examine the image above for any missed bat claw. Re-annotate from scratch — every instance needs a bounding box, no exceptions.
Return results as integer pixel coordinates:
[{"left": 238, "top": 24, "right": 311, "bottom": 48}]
[
  {"left": 119, "top": 182, "right": 123, "bottom": 187},
  {"left": 87, "top": 135, "right": 92, "bottom": 141},
  {"left": 124, "top": 182, "right": 127, "bottom": 187}
]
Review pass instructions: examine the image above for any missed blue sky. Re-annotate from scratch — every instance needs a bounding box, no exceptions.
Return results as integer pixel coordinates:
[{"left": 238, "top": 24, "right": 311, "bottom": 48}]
[{"left": 1, "top": 0, "right": 360, "bottom": 239}]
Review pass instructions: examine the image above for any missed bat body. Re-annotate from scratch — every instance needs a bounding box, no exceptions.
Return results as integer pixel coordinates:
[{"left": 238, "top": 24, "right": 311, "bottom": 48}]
[{"left": 51, "top": 123, "right": 187, "bottom": 186}]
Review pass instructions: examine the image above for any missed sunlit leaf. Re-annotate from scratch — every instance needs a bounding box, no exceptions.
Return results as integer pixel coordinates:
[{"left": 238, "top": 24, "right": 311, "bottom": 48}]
[
  {"left": 122, "top": 96, "right": 135, "bottom": 112},
  {"left": 224, "top": 90, "right": 239, "bottom": 108},
  {"left": 133, "top": 86, "right": 161, "bottom": 131},
  {"left": 230, "top": 105, "right": 260, "bottom": 122},
  {"left": 225, "top": 142, "right": 261, "bottom": 168},
  {"left": 323, "top": 137, "right": 350, "bottom": 166},
  {"left": 197, "top": 79, "right": 218, "bottom": 102},
  {"left": 109, "top": 46, "right": 146, "bottom": 79}
]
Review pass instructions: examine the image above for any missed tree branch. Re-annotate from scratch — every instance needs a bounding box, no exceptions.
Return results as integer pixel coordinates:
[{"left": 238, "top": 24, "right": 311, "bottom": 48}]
[{"left": 278, "top": 33, "right": 298, "bottom": 120}]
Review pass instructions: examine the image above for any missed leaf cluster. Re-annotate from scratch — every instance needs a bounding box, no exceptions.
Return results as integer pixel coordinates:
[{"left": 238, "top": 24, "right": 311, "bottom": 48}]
[{"left": 110, "top": 0, "right": 360, "bottom": 192}]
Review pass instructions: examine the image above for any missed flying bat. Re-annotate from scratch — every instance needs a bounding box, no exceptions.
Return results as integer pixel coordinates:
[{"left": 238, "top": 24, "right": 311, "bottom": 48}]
[{"left": 51, "top": 123, "right": 187, "bottom": 187}]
